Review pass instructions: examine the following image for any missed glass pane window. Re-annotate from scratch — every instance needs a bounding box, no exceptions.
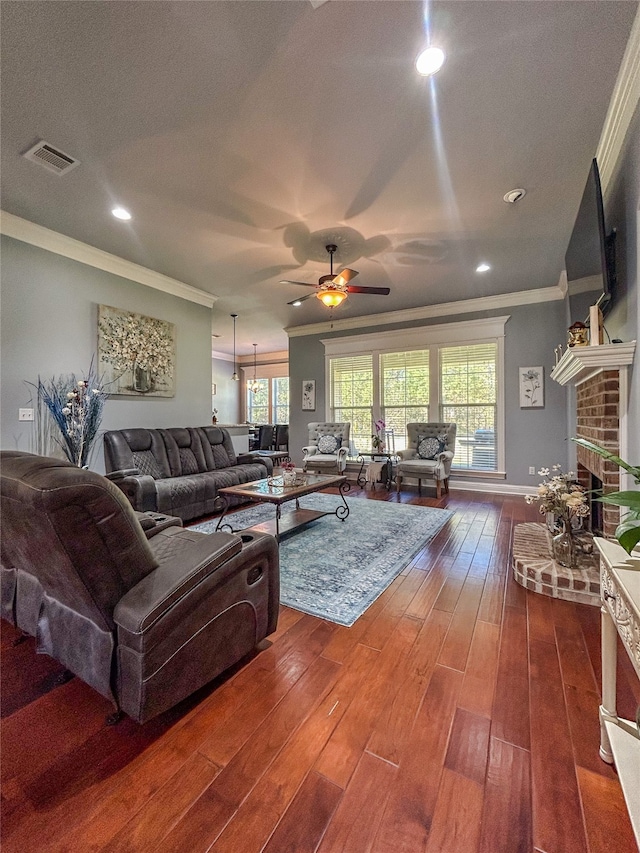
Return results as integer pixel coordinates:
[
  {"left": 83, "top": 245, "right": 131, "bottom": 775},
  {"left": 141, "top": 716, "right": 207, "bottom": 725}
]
[
  {"left": 272, "top": 377, "right": 289, "bottom": 424},
  {"left": 440, "top": 344, "right": 497, "bottom": 470},
  {"left": 381, "top": 350, "right": 430, "bottom": 452},
  {"left": 330, "top": 355, "right": 373, "bottom": 455},
  {"left": 246, "top": 378, "right": 269, "bottom": 424}
]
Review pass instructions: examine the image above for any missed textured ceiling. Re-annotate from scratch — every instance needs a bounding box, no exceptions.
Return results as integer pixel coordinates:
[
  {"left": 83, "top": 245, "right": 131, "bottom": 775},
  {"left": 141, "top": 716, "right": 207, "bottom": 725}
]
[{"left": 1, "top": 1, "right": 637, "bottom": 354}]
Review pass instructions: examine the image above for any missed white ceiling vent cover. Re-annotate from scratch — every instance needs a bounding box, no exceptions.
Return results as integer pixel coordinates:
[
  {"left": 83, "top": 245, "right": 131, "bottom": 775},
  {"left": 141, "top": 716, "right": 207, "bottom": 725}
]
[{"left": 23, "top": 140, "right": 80, "bottom": 175}]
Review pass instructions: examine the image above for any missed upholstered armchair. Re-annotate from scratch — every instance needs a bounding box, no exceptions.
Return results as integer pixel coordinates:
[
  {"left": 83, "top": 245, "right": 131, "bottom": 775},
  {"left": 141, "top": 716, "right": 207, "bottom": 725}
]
[
  {"left": 395, "top": 422, "right": 457, "bottom": 498},
  {"left": 0, "top": 451, "right": 279, "bottom": 724},
  {"left": 302, "top": 422, "right": 350, "bottom": 475}
]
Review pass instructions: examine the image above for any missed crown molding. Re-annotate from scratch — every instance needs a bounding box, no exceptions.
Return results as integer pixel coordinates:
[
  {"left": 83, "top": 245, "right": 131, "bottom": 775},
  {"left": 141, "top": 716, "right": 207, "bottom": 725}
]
[
  {"left": 286, "top": 285, "right": 562, "bottom": 338},
  {"left": 597, "top": 5, "right": 640, "bottom": 195},
  {"left": 1, "top": 211, "right": 217, "bottom": 308}
]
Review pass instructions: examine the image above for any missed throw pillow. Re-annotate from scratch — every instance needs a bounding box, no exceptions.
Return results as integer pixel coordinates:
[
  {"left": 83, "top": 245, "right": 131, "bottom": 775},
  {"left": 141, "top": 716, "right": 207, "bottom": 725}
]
[
  {"left": 317, "top": 434, "right": 342, "bottom": 454},
  {"left": 417, "top": 435, "right": 446, "bottom": 460}
]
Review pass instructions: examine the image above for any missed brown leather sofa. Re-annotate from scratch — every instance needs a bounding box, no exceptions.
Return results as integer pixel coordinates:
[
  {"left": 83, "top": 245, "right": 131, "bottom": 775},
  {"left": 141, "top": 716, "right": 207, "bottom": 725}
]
[
  {"left": 0, "top": 451, "right": 279, "bottom": 723},
  {"left": 103, "top": 426, "right": 273, "bottom": 522}
]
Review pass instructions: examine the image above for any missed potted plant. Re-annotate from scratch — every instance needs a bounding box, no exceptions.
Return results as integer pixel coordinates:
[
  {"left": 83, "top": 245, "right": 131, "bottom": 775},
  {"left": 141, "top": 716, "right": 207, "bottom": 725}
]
[
  {"left": 281, "top": 459, "right": 297, "bottom": 486},
  {"left": 571, "top": 438, "right": 640, "bottom": 554},
  {"left": 525, "top": 465, "right": 589, "bottom": 568}
]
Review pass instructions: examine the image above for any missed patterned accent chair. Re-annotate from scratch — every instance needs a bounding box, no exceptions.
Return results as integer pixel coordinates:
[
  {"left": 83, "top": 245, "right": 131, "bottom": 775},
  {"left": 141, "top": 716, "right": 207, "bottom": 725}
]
[
  {"left": 395, "top": 422, "right": 457, "bottom": 498},
  {"left": 302, "top": 422, "right": 350, "bottom": 475}
]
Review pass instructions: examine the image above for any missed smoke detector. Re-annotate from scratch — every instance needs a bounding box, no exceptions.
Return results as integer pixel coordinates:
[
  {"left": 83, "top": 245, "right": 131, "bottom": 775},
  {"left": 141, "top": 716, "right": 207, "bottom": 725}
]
[
  {"left": 503, "top": 188, "right": 526, "bottom": 204},
  {"left": 22, "top": 140, "right": 79, "bottom": 176}
]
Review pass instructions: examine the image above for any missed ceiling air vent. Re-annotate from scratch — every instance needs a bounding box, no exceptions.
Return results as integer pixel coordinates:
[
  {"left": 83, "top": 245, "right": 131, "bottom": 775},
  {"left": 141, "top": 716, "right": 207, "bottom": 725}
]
[{"left": 22, "top": 140, "right": 80, "bottom": 176}]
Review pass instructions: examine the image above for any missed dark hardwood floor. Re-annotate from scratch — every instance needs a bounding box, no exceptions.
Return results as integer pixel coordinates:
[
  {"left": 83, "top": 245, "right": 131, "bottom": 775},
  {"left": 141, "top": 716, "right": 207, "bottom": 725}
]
[{"left": 2, "top": 487, "right": 638, "bottom": 853}]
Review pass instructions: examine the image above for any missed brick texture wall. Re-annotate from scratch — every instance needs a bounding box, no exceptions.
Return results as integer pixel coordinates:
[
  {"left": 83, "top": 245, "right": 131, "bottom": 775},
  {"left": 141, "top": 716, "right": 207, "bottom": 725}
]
[{"left": 575, "top": 369, "right": 620, "bottom": 537}]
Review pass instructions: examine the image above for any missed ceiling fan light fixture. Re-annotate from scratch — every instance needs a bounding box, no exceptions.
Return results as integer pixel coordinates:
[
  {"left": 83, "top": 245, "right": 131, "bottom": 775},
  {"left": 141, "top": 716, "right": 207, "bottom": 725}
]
[
  {"left": 318, "top": 288, "right": 347, "bottom": 308},
  {"left": 416, "top": 46, "right": 445, "bottom": 76}
]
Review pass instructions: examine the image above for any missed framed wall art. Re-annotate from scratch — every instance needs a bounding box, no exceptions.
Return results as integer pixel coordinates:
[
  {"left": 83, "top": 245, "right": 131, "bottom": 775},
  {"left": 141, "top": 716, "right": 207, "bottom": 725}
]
[
  {"left": 302, "top": 379, "right": 316, "bottom": 411},
  {"left": 98, "top": 304, "right": 176, "bottom": 397},
  {"left": 519, "top": 366, "right": 544, "bottom": 408}
]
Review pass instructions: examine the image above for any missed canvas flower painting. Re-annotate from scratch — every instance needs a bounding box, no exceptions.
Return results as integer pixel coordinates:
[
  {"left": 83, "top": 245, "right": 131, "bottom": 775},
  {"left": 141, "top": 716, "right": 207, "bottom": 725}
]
[{"left": 98, "top": 305, "right": 176, "bottom": 397}]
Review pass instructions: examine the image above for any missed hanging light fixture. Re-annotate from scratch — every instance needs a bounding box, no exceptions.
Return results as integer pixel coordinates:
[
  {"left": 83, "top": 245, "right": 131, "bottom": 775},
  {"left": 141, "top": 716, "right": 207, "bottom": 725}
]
[
  {"left": 248, "top": 344, "right": 260, "bottom": 394},
  {"left": 316, "top": 244, "right": 349, "bottom": 307},
  {"left": 230, "top": 313, "right": 239, "bottom": 381}
]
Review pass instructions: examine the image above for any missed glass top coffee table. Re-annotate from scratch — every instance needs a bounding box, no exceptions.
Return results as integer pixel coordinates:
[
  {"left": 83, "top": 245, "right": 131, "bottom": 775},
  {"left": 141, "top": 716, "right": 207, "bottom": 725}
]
[{"left": 214, "top": 472, "right": 349, "bottom": 542}]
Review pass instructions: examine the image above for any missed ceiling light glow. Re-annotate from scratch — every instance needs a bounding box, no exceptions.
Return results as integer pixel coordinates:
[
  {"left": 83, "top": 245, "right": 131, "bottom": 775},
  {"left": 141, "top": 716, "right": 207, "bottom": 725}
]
[
  {"left": 476, "top": 263, "right": 491, "bottom": 273},
  {"left": 292, "top": 300, "right": 302, "bottom": 307},
  {"left": 416, "top": 46, "right": 445, "bottom": 76},
  {"left": 112, "top": 206, "right": 132, "bottom": 221}
]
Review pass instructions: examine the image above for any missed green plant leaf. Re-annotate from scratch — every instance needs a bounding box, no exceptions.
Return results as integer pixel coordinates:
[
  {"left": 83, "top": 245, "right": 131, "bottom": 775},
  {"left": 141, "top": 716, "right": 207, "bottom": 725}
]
[
  {"left": 570, "top": 438, "right": 640, "bottom": 481},
  {"left": 596, "top": 491, "right": 640, "bottom": 511},
  {"left": 615, "top": 518, "right": 640, "bottom": 554}
]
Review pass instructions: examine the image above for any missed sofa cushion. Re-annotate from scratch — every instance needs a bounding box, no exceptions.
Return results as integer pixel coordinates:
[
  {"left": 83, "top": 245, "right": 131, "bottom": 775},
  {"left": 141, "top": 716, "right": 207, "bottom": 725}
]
[{"left": 133, "top": 450, "right": 164, "bottom": 479}]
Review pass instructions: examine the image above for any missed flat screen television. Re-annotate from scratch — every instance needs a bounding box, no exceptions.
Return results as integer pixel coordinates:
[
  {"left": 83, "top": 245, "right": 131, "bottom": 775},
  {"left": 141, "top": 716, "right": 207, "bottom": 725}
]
[{"left": 565, "top": 158, "right": 616, "bottom": 326}]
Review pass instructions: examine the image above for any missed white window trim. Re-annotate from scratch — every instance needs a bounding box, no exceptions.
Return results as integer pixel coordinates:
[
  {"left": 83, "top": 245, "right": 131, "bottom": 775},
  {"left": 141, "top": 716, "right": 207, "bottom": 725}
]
[{"left": 323, "top": 316, "right": 509, "bottom": 474}]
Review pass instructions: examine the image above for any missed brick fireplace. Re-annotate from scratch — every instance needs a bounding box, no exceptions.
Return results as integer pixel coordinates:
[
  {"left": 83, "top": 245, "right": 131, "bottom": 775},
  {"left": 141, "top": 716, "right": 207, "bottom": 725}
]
[
  {"left": 575, "top": 369, "right": 620, "bottom": 537},
  {"left": 550, "top": 341, "right": 636, "bottom": 539}
]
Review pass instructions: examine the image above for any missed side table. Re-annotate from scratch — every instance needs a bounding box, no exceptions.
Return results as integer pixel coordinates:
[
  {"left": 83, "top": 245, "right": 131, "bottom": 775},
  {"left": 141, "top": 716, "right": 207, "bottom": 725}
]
[
  {"left": 594, "top": 537, "right": 640, "bottom": 848},
  {"left": 356, "top": 451, "right": 397, "bottom": 489}
]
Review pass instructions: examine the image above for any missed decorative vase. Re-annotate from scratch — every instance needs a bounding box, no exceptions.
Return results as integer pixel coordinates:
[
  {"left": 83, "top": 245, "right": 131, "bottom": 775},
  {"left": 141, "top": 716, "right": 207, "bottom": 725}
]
[
  {"left": 552, "top": 522, "right": 578, "bottom": 569},
  {"left": 212, "top": 415, "right": 217, "bottom": 424},
  {"left": 283, "top": 470, "right": 296, "bottom": 486},
  {"left": 133, "top": 364, "right": 154, "bottom": 393}
]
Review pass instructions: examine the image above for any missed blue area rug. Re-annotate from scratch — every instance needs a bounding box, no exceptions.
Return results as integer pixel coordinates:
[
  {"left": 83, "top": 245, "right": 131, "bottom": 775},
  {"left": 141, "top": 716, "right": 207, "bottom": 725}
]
[{"left": 191, "top": 494, "right": 453, "bottom": 627}]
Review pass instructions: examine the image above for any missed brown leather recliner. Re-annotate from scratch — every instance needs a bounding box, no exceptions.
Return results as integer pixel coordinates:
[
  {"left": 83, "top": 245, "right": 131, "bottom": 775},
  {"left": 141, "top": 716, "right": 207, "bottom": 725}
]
[{"left": 0, "top": 451, "right": 279, "bottom": 723}]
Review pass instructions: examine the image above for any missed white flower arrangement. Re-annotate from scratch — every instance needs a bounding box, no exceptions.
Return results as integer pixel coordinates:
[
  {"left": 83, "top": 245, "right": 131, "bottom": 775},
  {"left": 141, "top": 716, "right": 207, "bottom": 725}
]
[{"left": 525, "top": 464, "right": 589, "bottom": 528}]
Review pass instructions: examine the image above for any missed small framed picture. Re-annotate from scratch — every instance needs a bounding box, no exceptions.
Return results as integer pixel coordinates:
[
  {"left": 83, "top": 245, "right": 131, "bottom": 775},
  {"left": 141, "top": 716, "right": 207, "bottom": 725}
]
[
  {"left": 302, "top": 379, "right": 316, "bottom": 411},
  {"left": 519, "top": 366, "right": 544, "bottom": 408}
]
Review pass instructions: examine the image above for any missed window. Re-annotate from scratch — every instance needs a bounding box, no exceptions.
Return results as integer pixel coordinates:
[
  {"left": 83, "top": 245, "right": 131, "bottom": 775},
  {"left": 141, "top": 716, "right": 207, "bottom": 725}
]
[
  {"left": 246, "top": 376, "right": 289, "bottom": 424},
  {"left": 381, "top": 350, "right": 430, "bottom": 452},
  {"left": 440, "top": 344, "right": 497, "bottom": 470},
  {"left": 323, "top": 317, "right": 506, "bottom": 472},
  {"left": 329, "top": 355, "right": 372, "bottom": 452}
]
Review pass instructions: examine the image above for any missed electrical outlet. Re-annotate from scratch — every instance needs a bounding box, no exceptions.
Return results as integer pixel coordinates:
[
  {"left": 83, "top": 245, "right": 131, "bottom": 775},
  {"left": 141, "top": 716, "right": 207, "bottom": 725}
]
[
  {"left": 19, "top": 408, "right": 34, "bottom": 422},
  {"left": 529, "top": 466, "right": 536, "bottom": 475}
]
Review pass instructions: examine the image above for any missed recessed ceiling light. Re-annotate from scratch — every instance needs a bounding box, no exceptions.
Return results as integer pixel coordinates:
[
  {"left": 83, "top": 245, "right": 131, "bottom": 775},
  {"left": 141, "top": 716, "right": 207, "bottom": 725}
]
[
  {"left": 503, "top": 188, "right": 526, "bottom": 204},
  {"left": 292, "top": 300, "right": 302, "bottom": 307},
  {"left": 111, "top": 206, "right": 132, "bottom": 221},
  {"left": 416, "top": 46, "right": 445, "bottom": 76},
  {"left": 476, "top": 263, "right": 491, "bottom": 273}
]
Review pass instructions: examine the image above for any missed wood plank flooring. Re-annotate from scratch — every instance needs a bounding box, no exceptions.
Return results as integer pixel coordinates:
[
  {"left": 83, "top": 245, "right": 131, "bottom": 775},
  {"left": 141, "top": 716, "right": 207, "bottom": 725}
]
[{"left": 2, "top": 488, "right": 638, "bottom": 853}]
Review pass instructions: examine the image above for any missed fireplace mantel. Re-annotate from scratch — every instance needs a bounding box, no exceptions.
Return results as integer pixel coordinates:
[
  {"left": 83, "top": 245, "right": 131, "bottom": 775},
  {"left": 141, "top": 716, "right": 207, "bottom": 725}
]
[{"left": 551, "top": 341, "right": 636, "bottom": 386}]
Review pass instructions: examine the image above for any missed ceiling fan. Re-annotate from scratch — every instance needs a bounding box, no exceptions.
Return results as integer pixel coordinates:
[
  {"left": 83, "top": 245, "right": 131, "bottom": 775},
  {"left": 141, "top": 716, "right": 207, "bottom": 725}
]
[{"left": 281, "top": 244, "right": 390, "bottom": 308}]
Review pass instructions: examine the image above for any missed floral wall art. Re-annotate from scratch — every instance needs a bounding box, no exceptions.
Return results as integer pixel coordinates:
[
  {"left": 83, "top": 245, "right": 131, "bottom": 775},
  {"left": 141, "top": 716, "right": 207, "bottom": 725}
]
[
  {"left": 519, "top": 366, "right": 544, "bottom": 408},
  {"left": 98, "top": 305, "right": 176, "bottom": 397}
]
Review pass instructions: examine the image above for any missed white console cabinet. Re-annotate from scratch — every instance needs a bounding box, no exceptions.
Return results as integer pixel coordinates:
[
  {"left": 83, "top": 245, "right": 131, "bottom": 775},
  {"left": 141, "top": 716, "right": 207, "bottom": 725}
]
[{"left": 595, "top": 537, "right": 640, "bottom": 848}]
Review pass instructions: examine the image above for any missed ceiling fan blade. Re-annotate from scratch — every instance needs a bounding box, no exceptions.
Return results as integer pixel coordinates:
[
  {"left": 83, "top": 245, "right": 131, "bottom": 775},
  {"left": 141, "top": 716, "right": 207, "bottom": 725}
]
[
  {"left": 332, "top": 268, "right": 359, "bottom": 286},
  {"left": 279, "top": 279, "right": 319, "bottom": 287},
  {"left": 346, "top": 285, "right": 391, "bottom": 295},
  {"left": 287, "top": 292, "right": 317, "bottom": 306}
]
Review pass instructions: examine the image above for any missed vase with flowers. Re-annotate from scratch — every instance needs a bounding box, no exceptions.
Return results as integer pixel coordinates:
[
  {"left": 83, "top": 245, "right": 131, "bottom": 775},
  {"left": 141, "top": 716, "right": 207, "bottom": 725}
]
[
  {"left": 281, "top": 460, "right": 297, "bottom": 486},
  {"left": 371, "top": 419, "right": 386, "bottom": 452},
  {"left": 525, "top": 465, "right": 589, "bottom": 569},
  {"left": 29, "top": 361, "right": 110, "bottom": 469}
]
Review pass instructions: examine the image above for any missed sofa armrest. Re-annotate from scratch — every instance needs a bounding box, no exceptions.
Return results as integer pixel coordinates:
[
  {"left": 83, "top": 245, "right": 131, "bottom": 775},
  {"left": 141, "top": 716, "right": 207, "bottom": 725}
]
[
  {"left": 134, "top": 511, "right": 183, "bottom": 538},
  {"left": 108, "top": 472, "right": 158, "bottom": 512},
  {"left": 236, "top": 452, "right": 260, "bottom": 465},
  {"left": 397, "top": 449, "right": 417, "bottom": 461},
  {"left": 114, "top": 529, "right": 243, "bottom": 633},
  {"left": 302, "top": 445, "right": 317, "bottom": 458},
  {"left": 106, "top": 467, "right": 141, "bottom": 481},
  {"left": 435, "top": 450, "right": 455, "bottom": 478}
]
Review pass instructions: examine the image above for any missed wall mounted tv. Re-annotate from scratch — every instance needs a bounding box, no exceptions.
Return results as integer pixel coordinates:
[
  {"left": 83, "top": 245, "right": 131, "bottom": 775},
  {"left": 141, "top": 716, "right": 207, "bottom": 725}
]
[{"left": 565, "top": 157, "right": 616, "bottom": 325}]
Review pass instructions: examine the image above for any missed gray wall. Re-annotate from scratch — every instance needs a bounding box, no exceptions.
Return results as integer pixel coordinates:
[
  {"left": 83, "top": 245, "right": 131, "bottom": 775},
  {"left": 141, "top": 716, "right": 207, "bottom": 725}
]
[
  {"left": 603, "top": 102, "right": 639, "bottom": 468},
  {"left": 212, "top": 355, "right": 241, "bottom": 424},
  {"left": 1, "top": 235, "right": 213, "bottom": 473},
  {"left": 288, "top": 299, "right": 569, "bottom": 488}
]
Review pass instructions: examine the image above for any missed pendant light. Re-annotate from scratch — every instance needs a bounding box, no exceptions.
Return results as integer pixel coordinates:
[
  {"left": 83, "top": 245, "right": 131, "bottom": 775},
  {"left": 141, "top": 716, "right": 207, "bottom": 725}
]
[
  {"left": 248, "top": 343, "right": 260, "bottom": 394},
  {"left": 230, "top": 313, "right": 239, "bottom": 381}
]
